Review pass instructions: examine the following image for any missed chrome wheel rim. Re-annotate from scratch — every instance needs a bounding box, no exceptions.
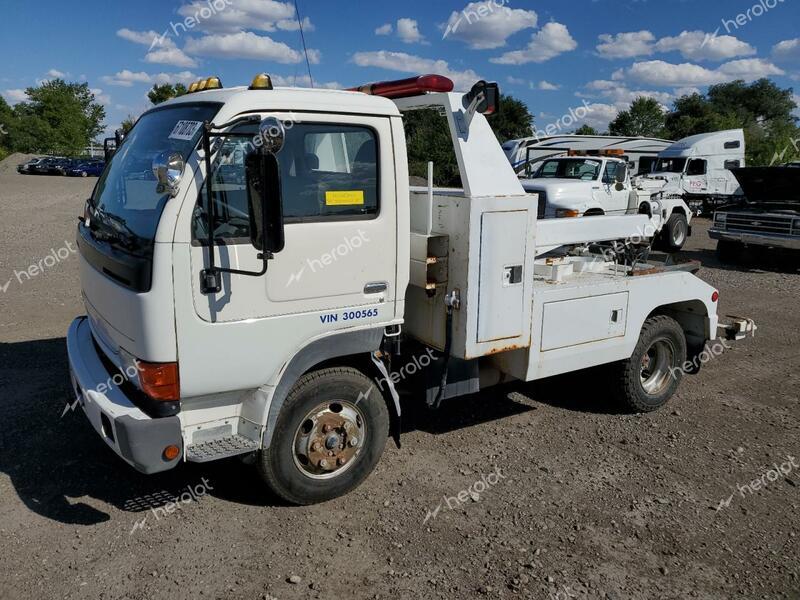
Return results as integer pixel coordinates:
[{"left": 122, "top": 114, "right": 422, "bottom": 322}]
[
  {"left": 640, "top": 338, "right": 675, "bottom": 395},
  {"left": 292, "top": 400, "right": 366, "bottom": 480},
  {"left": 672, "top": 220, "right": 686, "bottom": 246}
]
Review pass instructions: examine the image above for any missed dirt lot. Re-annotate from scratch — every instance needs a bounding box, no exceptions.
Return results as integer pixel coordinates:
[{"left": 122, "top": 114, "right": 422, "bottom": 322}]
[{"left": 0, "top": 163, "right": 798, "bottom": 600}]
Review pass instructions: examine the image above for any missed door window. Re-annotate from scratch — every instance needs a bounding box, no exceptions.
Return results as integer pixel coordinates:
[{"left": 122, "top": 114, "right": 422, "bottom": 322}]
[
  {"left": 687, "top": 159, "right": 707, "bottom": 176},
  {"left": 603, "top": 162, "right": 623, "bottom": 184},
  {"left": 193, "top": 122, "right": 379, "bottom": 244}
]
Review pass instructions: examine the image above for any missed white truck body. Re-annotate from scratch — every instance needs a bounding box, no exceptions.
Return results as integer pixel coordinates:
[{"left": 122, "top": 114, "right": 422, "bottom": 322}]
[
  {"left": 65, "top": 76, "right": 752, "bottom": 502},
  {"left": 635, "top": 129, "right": 746, "bottom": 214}
]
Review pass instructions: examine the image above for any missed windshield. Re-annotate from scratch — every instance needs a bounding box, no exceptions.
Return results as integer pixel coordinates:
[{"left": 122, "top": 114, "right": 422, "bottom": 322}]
[
  {"left": 533, "top": 158, "right": 601, "bottom": 180},
  {"left": 89, "top": 103, "right": 221, "bottom": 255},
  {"left": 654, "top": 158, "right": 687, "bottom": 173}
]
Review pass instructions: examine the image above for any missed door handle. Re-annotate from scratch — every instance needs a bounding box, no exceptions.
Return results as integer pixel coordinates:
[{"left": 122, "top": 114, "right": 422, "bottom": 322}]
[{"left": 364, "top": 282, "right": 387, "bottom": 294}]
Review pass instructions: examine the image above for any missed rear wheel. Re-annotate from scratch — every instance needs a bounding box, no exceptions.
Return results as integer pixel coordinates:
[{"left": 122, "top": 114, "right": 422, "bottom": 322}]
[
  {"left": 662, "top": 213, "right": 688, "bottom": 252},
  {"left": 611, "top": 316, "right": 686, "bottom": 413},
  {"left": 257, "top": 367, "right": 389, "bottom": 505}
]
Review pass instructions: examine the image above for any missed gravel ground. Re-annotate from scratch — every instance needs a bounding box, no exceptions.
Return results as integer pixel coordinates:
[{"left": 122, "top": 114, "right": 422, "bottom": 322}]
[{"left": 0, "top": 165, "right": 797, "bottom": 600}]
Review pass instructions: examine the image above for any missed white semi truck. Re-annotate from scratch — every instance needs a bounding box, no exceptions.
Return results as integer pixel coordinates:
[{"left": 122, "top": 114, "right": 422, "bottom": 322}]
[
  {"left": 66, "top": 74, "right": 754, "bottom": 505},
  {"left": 636, "top": 129, "right": 746, "bottom": 215}
]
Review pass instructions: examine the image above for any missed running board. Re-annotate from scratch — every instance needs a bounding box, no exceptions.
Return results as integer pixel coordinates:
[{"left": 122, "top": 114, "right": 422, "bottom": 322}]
[{"left": 186, "top": 435, "right": 259, "bottom": 462}]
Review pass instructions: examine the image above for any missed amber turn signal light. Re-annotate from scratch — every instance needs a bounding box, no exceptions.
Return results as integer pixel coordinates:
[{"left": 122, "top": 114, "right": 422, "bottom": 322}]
[
  {"left": 138, "top": 361, "right": 180, "bottom": 401},
  {"left": 163, "top": 445, "right": 181, "bottom": 461}
]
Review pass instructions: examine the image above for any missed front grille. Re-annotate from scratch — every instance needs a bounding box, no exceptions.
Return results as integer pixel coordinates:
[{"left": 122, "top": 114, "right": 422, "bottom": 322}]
[{"left": 725, "top": 213, "right": 794, "bottom": 235}]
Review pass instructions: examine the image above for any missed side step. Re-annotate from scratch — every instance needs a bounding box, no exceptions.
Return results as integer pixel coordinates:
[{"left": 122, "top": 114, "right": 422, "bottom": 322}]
[{"left": 186, "top": 435, "right": 259, "bottom": 462}]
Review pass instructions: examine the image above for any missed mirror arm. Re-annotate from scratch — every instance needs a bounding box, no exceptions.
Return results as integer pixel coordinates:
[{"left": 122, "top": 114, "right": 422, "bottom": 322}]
[{"left": 200, "top": 121, "right": 272, "bottom": 295}]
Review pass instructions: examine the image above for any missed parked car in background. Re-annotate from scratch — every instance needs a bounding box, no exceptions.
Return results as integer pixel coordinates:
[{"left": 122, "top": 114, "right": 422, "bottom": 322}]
[
  {"left": 17, "top": 157, "right": 46, "bottom": 174},
  {"left": 29, "top": 157, "right": 67, "bottom": 175},
  {"left": 67, "top": 161, "right": 105, "bottom": 177},
  {"left": 709, "top": 166, "right": 800, "bottom": 260}
]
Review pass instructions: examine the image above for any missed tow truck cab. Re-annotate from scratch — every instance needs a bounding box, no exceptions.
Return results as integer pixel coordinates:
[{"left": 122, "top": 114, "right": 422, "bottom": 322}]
[{"left": 67, "top": 74, "right": 752, "bottom": 504}]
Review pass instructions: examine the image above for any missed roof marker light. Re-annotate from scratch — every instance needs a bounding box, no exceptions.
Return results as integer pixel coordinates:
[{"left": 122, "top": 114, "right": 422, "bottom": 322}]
[
  {"left": 205, "top": 76, "right": 222, "bottom": 90},
  {"left": 250, "top": 73, "right": 274, "bottom": 90},
  {"left": 188, "top": 82, "right": 200, "bottom": 93},
  {"left": 347, "top": 74, "right": 454, "bottom": 99}
]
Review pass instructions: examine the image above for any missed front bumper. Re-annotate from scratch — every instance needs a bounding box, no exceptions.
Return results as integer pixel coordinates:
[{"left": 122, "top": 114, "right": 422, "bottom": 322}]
[
  {"left": 709, "top": 228, "right": 800, "bottom": 250},
  {"left": 66, "top": 317, "right": 182, "bottom": 474}
]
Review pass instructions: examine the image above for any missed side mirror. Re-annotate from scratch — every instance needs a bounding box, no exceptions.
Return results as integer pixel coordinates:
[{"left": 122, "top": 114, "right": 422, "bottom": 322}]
[
  {"left": 464, "top": 80, "right": 500, "bottom": 116},
  {"left": 152, "top": 151, "right": 185, "bottom": 197},
  {"left": 103, "top": 137, "right": 117, "bottom": 162},
  {"left": 257, "top": 116, "right": 286, "bottom": 154},
  {"left": 246, "top": 130, "right": 285, "bottom": 253},
  {"left": 614, "top": 164, "right": 627, "bottom": 190}
]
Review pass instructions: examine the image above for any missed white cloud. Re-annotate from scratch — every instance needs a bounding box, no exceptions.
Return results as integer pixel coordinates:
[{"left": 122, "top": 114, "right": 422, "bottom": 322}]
[
  {"left": 184, "top": 31, "right": 319, "bottom": 63},
  {"left": 506, "top": 75, "right": 526, "bottom": 85},
  {"left": 145, "top": 47, "right": 198, "bottom": 68},
  {"left": 491, "top": 22, "right": 577, "bottom": 65},
  {"left": 90, "top": 88, "right": 111, "bottom": 105},
  {"left": 537, "top": 80, "right": 560, "bottom": 91},
  {"left": 596, "top": 31, "right": 655, "bottom": 59},
  {"left": 442, "top": 3, "right": 537, "bottom": 50},
  {"left": 117, "top": 28, "right": 162, "bottom": 46},
  {"left": 352, "top": 50, "right": 481, "bottom": 90},
  {"left": 625, "top": 59, "right": 784, "bottom": 87},
  {"left": 175, "top": 0, "right": 301, "bottom": 34},
  {"left": 271, "top": 74, "right": 341, "bottom": 89},
  {"left": 101, "top": 70, "right": 198, "bottom": 87},
  {"left": 397, "top": 18, "right": 425, "bottom": 44},
  {"left": 1, "top": 89, "right": 28, "bottom": 104},
  {"left": 375, "top": 23, "right": 393, "bottom": 36},
  {"left": 46, "top": 68, "right": 67, "bottom": 78},
  {"left": 583, "top": 80, "right": 673, "bottom": 110},
  {"left": 655, "top": 30, "right": 755, "bottom": 62},
  {"left": 773, "top": 38, "right": 800, "bottom": 62}
]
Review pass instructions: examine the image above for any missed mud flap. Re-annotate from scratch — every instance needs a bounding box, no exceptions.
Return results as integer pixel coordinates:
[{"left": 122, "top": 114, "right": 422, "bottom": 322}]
[{"left": 370, "top": 353, "right": 402, "bottom": 449}]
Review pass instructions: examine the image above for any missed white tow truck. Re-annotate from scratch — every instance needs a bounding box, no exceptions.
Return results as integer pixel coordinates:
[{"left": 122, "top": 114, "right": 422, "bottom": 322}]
[
  {"left": 66, "top": 73, "right": 754, "bottom": 505},
  {"left": 520, "top": 153, "right": 693, "bottom": 252}
]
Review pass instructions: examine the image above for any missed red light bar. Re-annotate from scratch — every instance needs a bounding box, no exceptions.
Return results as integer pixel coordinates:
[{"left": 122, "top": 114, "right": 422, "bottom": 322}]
[{"left": 348, "top": 74, "right": 454, "bottom": 99}]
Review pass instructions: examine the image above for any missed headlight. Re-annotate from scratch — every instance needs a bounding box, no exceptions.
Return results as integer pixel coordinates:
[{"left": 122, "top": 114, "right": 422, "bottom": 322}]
[
  {"left": 793, "top": 218, "right": 800, "bottom": 233},
  {"left": 555, "top": 209, "right": 580, "bottom": 218},
  {"left": 714, "top": 212, "right": 727, "bottom": 227}
]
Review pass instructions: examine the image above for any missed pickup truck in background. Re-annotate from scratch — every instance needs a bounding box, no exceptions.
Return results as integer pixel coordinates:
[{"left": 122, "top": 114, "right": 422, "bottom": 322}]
[
  {"left": 709, "top": 166, "right": 800, "bottom": 260},
  {"left": 520, "top": 154, "right": 692, "bottom": 252}
]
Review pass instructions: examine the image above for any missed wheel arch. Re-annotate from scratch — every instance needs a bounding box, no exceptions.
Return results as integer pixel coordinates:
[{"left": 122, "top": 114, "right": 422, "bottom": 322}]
[
  {"left": 258, "top": 327, "right": 392, "bottom": 448},
  {"left": 647, "top": 300, "right": 710, "bottom": 372}
]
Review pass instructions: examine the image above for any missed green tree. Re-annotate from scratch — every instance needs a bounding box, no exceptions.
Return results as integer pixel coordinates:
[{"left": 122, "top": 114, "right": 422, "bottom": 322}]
[
  {"left": 120, "top": 115, "right": 137, "bottom": 134},
  {"left": 574, "top": 124, "right": 599, "bottom": 136},
  {"left": 0, "top": 96, "right": 16, "bottom": 159},
  {"left": 665, "top": 79, "right": 799, "bottom": 165},
  {"left": 148, "top": 83, "right": 188, "bottom": 105},
  {"left": 402, "top": 93, "right": 533, "bottom": 186},
  {"left": 609, "top": 97, "right": 666, "bottom": 138},
  {"left": 10, "top": 79, "right": 105, "bottom": 154}
]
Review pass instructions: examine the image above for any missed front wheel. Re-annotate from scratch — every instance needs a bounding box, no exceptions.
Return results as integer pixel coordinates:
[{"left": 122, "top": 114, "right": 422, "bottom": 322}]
[
  {"left": 611, "top": 316, "right": 687, "bottom": 412},
  {"left": 662, "top": 213, "right": 688, "bottom": 252},
  {"left": 258, "top": 367, "right": 389, "bottom": 505}
]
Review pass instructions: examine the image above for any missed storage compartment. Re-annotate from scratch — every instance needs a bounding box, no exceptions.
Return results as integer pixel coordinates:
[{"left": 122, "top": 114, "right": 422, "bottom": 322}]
[{"left": 541, "top": 292, "right": 629, "bottom": 351}]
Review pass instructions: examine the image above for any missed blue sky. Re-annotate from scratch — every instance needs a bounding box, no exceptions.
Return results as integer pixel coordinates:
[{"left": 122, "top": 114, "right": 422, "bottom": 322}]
[{"left": 1, "top": 0, "right": 798, "bottom": 136}]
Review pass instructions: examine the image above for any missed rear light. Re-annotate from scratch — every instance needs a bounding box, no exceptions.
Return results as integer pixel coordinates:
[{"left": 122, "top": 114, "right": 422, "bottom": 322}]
[
  {"left": 348, "top": 74, "right": 454, "bottom": 99},
  {"left": 138, "top": 361, "right": 180, "bottom": 401},
  {"left": 711, "top": 291, "right": 719, "bottom": 302}
]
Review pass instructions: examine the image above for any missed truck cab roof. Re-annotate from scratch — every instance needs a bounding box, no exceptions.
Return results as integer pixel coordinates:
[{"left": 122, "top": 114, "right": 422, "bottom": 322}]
[{"left": 156, "top": 86, "right": 402, "bottom": 119}]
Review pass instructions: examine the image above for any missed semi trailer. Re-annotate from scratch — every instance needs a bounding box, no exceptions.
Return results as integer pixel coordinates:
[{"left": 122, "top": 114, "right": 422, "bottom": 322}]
[{"left": 66, "top": 73, "right": 754, "bottom": 505}]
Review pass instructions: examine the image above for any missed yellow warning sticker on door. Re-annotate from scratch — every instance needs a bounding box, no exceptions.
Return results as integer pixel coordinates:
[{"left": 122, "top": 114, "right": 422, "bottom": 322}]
[{"left": 325, "top": 190, "right": 364, "bottom": 206}]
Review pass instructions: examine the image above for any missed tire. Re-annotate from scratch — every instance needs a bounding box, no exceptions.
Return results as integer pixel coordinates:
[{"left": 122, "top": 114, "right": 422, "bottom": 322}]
[
  {"left": 662, "top": 213, "right": 688, "bottom": 252},
  {"left": 611, "top": 315, "right": 687, "bottom": 413},
  {"left": 81, "top": 171, "right": 88, "bottom": 177},
  {"left": 257, "top": 367, "right": 389, "bottom": 505},
  {"left": 716, "top": 240, "right": 742, "bottom": 263}
]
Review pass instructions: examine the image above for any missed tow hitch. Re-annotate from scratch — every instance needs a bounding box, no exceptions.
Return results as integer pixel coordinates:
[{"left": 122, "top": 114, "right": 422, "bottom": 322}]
[{"left": 719, "top": 316, "right": 757, "bottom": 341}]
